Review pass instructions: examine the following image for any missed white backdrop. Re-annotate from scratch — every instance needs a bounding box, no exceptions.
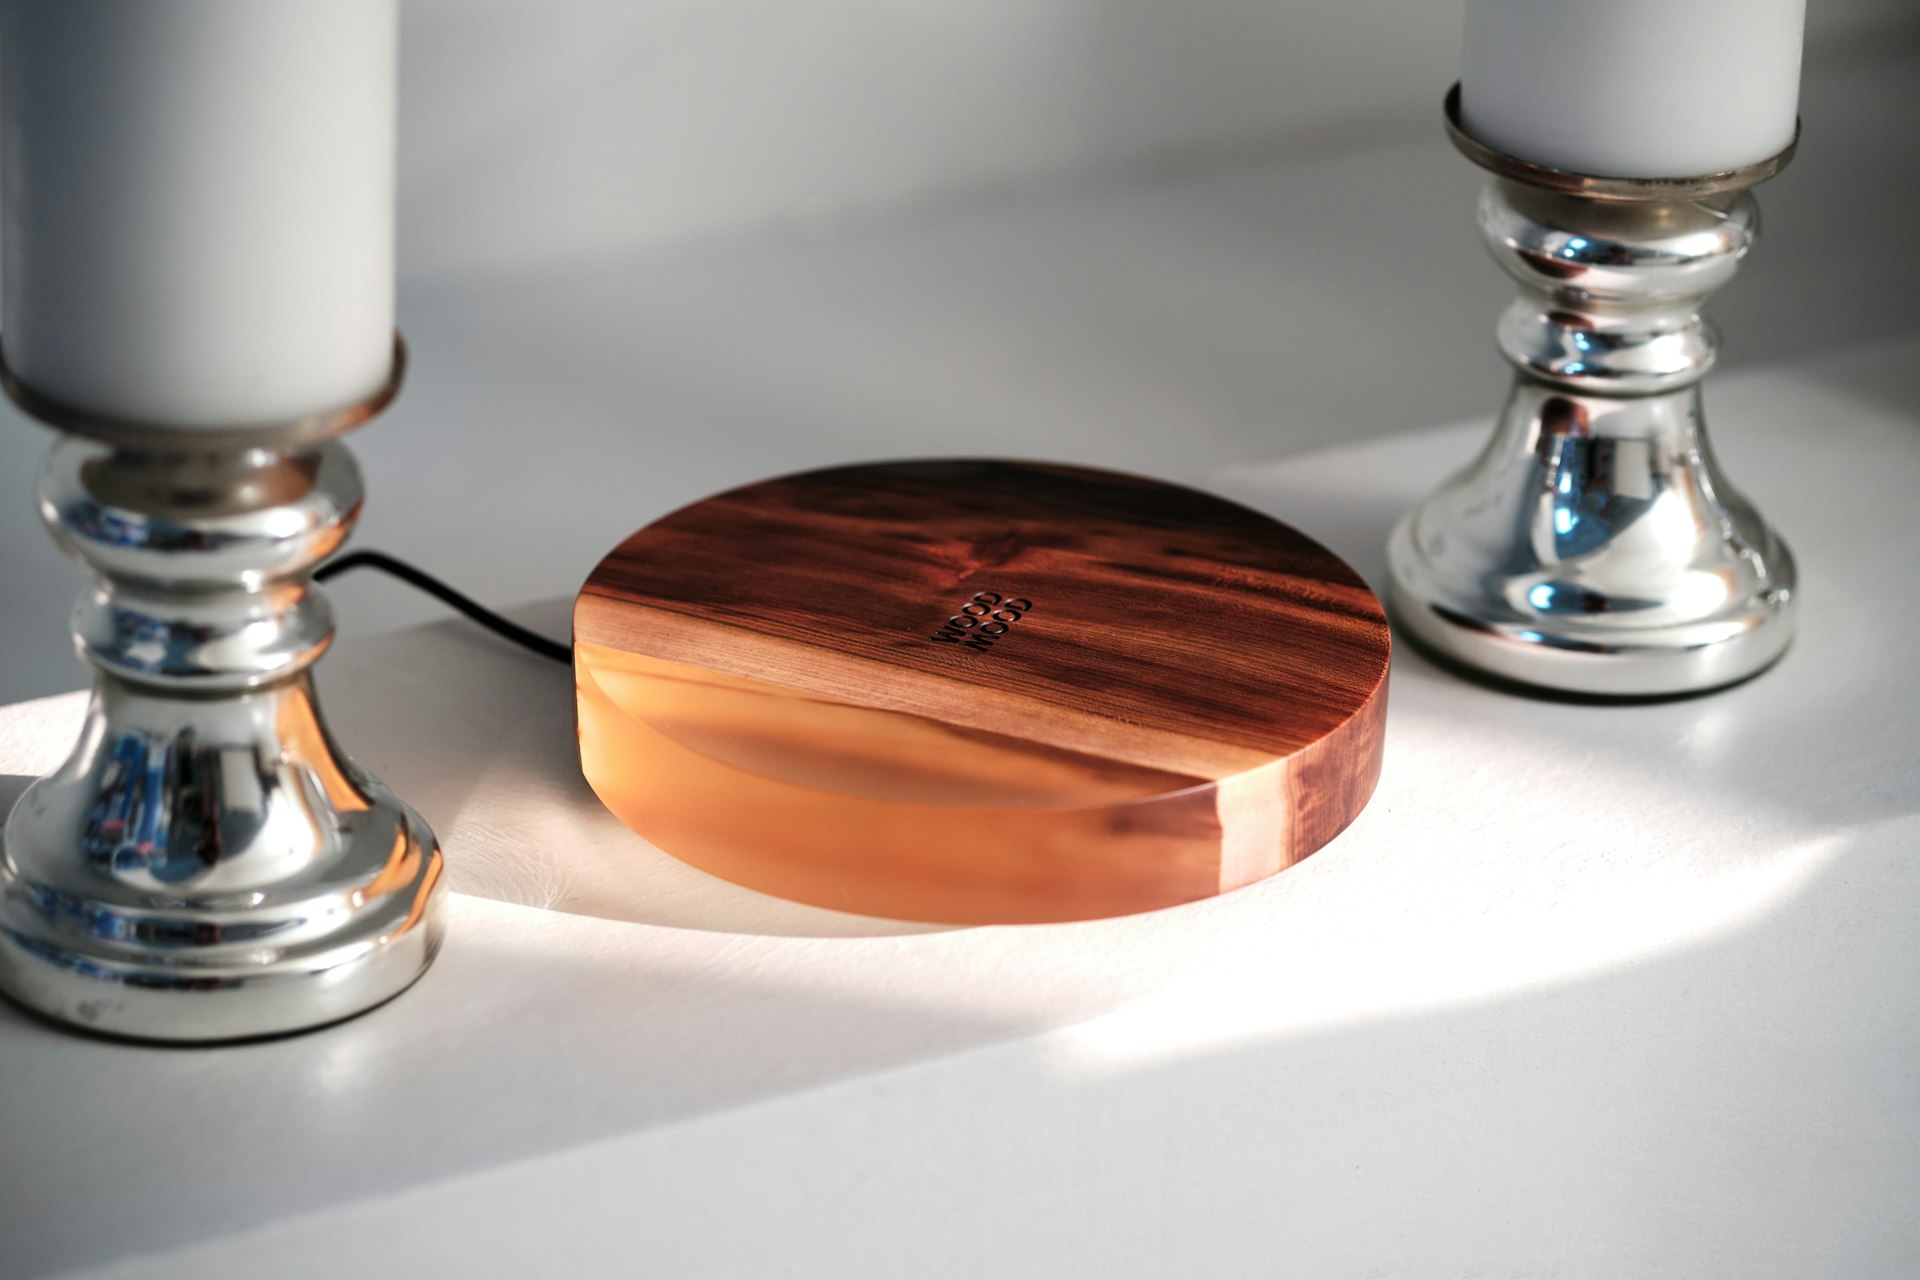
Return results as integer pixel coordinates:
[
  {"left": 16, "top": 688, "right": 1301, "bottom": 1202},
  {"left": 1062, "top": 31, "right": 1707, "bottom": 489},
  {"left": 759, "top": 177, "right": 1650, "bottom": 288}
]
[{"left": 394, "top": 0, "right": 1909, "bottom": 279}]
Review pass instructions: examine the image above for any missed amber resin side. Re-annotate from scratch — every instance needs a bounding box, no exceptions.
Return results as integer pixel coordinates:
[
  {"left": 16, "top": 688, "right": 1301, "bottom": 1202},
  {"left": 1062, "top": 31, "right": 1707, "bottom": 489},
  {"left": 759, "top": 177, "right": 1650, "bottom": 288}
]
[{"left": 576, "top": 460, "right": 1389, "bottom": 925}]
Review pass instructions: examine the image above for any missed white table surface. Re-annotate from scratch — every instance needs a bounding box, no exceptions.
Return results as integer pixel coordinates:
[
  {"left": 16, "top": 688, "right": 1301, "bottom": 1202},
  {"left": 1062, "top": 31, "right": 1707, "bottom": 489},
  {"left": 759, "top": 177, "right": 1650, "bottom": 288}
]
[{"left": 1, "top": 333, "right": 1915, "bottom": 1279}]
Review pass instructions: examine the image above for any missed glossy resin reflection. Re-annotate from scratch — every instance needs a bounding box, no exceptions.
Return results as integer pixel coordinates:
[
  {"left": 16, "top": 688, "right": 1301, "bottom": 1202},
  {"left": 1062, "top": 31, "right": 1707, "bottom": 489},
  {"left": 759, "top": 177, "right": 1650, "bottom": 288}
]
[{"left": 576, "top": 460, "right": 1390, "bottom": 925}]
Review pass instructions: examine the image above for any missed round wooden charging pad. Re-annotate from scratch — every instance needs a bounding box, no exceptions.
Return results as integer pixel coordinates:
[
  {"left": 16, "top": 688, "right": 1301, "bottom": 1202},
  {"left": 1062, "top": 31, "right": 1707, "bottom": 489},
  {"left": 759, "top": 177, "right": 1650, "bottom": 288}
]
[{"left": 575, "top": 460, "right": 1389, "bottom": 925}]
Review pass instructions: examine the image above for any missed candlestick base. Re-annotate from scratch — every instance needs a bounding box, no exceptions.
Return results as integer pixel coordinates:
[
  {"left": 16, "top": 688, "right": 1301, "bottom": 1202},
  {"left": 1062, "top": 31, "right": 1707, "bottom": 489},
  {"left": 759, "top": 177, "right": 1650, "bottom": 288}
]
[
  {"left": 1387, "top": 380, "right": 1795, "bottom": 698},
  {"left": 1386, "top": 89, "right": 1797, "bottom": 698},
  {"left": 0, "top": 350, "right": 445, "bottom": 1042},
  {"left": 0, "top": 668, "right": 444, "bottom": 1042}
]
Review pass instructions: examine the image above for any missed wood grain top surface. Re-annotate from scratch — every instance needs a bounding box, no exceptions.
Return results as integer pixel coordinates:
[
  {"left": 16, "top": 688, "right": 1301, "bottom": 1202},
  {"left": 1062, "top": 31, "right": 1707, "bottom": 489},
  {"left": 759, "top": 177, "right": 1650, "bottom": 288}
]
[{"left": 575, "top": 459, "right": 1389, "bottom": 923}]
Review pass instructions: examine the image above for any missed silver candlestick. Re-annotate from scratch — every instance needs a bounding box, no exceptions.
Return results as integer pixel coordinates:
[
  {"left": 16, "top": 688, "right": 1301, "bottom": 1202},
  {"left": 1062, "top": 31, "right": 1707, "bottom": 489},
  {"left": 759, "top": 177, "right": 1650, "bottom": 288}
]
[
  {"left": 1387, "top": 86, "right": 1798, "bottom": 697},
  {"left": 0, "top": 337, "right": 445, "bottom": 1041}
]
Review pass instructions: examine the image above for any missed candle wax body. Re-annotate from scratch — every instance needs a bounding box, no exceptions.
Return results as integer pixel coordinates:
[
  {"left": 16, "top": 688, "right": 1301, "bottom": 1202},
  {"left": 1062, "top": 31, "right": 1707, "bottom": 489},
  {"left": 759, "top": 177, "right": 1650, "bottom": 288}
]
[
  {"left": 0, "top": 0, "right": 396, "bottom": 428},
  {"left": 1461, "top": 0, "right": 1804, "bottom": 178}
]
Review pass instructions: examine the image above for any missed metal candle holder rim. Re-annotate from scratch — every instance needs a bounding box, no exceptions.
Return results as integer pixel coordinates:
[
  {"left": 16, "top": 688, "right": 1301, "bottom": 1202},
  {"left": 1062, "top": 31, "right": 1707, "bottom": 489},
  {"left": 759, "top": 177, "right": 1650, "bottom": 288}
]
[
  {"left": 1443, "top": 83, "right": 1798, "bottom": 201},
  {"left": 0, "top": 331, "right": 407, "bottom": 450}
]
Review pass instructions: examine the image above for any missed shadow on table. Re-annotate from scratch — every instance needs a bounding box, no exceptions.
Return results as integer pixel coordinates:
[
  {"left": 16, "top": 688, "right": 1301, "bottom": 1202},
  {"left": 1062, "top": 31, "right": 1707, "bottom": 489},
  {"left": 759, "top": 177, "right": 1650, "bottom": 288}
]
[
  {"left": 318, "top": 597, "right": 947, "bottom": 939},
  {"left": 0, "top": 803, "right": 1909, "bottom": 1277}
]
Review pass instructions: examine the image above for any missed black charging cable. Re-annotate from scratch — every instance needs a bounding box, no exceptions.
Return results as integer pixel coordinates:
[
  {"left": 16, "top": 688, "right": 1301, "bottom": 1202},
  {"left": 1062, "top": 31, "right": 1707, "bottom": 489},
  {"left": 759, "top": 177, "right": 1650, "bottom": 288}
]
[{"left": 313, "top": 550, "right": 572, "bottom": 665}]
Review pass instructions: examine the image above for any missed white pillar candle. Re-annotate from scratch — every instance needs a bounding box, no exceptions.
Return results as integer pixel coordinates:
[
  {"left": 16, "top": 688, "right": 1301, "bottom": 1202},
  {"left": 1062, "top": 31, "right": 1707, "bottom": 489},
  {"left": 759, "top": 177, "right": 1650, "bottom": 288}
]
[
  {"left": 1461, "top": 0, "right": 1805, "bottom": 179},
  {"left": 1, "top": 0, "right": 396, "bottom": 429}
]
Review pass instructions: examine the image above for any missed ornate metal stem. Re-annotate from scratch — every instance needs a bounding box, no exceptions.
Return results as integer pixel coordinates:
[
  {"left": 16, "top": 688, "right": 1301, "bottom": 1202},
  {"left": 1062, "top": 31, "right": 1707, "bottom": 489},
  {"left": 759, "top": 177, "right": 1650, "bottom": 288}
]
[
  {"left": 1386, "top": 90, "right": 1796, "bottom": 697},
  {"left": 0, "top": 352, "right": 444, "bottom": 1041}
]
